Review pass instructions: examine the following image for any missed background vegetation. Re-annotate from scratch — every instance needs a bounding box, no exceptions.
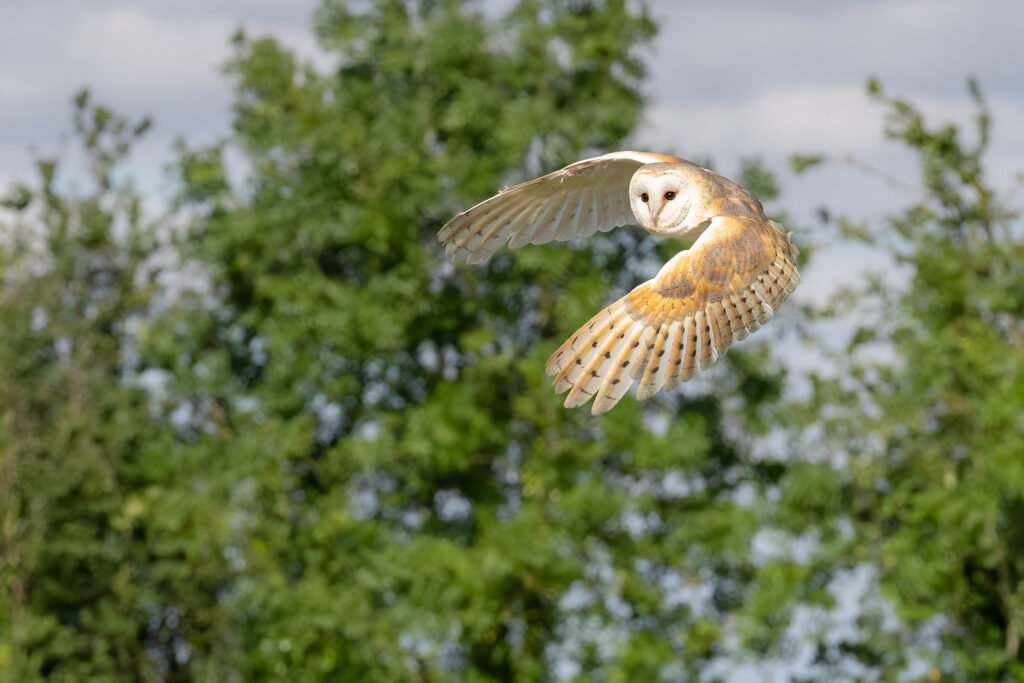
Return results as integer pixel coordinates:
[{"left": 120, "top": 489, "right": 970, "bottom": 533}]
[{"left": 1, "top": 1, "right": 1022, "bottom": 681}]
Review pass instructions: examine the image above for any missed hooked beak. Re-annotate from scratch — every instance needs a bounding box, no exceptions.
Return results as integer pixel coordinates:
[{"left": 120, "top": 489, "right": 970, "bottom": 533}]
[{"left": 650, "top": 198, "right": 666, "bottom": 228}]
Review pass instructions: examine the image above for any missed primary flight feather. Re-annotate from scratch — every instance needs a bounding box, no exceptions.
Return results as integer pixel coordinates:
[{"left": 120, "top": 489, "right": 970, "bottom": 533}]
[{"left": 438, "top": 151, "right": 800, "bottom": 414}]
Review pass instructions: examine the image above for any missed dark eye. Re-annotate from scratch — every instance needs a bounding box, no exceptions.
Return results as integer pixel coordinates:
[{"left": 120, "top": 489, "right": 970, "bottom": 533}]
[
  {"left": 640, "top": 192, "right": 649, "bottom": 203},
  {"left": 664, "top": 191, "right": 676, "bottom": 201}
]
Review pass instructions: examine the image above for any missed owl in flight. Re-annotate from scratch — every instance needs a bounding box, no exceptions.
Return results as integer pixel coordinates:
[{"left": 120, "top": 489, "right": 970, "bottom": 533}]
[{"left": 438, "top": 151, "right": 800, "bottom": 414}]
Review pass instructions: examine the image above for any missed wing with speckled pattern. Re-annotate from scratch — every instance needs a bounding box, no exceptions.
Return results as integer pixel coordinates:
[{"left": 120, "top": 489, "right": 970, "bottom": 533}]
[{"left": 545, "top": 216, "right": 799, "bottom": 414}]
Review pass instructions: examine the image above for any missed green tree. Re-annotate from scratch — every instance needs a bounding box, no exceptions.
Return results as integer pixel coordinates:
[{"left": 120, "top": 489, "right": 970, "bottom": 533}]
[
  {"left": 159, "top": 1, "right": 800, "bottom": 680},
  {"left": 0, "top": 93, "right": 237, "bottom": 682},
  {"left": 783, "top": 79, "right": 1024, "bottom": 680}
]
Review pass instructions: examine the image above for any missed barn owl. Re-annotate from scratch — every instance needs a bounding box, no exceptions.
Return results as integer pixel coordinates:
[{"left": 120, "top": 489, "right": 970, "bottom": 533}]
[{"left": 438, "top": 151, "right": 800, "bottom": 414}]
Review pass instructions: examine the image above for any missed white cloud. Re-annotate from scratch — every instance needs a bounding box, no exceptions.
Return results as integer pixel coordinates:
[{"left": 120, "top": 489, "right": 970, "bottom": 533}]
[
  {"left": 639, "top": 83, "right": 886, "bottom": 161},
  {"left": 1, "top": 6, "right": 221, "bottom": 108},
  {"left": 0, "top": 0, "right": 322, "bottom": 194},
  {"left": 645, "top": 0, "right": 1024, "bottom": 103}
]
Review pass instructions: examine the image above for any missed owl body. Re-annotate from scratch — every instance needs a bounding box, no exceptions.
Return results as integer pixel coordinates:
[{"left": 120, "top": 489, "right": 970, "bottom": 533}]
[{"left": 438, "top": 151, "right": 800, "bottom": 414}]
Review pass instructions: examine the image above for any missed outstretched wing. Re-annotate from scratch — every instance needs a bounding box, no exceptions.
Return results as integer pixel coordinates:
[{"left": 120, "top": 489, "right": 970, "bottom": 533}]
[
  {"left": 438, "top": 151, "right": 681, "bottom": 264},
  {"left": 545, "top": 216, "right": 800, "bottom": 414}
]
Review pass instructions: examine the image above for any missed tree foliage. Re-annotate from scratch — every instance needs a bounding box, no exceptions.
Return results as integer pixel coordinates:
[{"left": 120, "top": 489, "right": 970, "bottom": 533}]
[
  {"left": 0, "top": 92, "right": 234, "bottom": 682},
  {"left": 788, "top": 79, "right": 1024, "bottom": 680}
]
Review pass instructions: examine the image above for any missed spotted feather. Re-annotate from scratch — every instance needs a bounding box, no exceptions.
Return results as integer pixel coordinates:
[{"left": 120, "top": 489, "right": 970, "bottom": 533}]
[{"left": 545, "top": 215, "right": 800, "bottom": 414}]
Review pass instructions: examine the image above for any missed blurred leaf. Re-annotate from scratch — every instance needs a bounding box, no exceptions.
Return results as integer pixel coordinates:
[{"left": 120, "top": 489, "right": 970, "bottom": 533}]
[{"left": 789, "top": 153, "right": 824, "bottom": 174}]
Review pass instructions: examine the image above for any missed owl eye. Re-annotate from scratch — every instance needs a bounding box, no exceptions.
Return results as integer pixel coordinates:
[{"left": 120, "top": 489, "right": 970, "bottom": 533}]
[
  {"left": 664, "top": 191, "right": 676, "bottom": 201},
  {"left": 640, "top": 193, "right": 649, "bottom": 203}
]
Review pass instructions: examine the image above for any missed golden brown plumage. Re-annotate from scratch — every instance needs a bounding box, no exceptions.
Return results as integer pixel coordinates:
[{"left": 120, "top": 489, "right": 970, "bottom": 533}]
[{"left": 438, "top": 151, "right": 800, "bottom": 414}]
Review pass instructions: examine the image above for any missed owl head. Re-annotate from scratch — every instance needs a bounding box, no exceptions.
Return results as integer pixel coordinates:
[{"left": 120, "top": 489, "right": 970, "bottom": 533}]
[{"left": 628, "top": 163, "right": 708, "bottom": 237}]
